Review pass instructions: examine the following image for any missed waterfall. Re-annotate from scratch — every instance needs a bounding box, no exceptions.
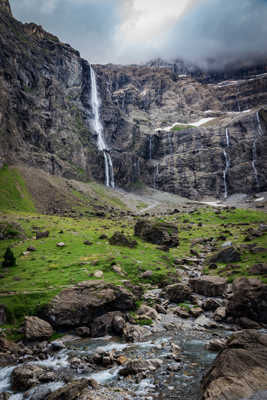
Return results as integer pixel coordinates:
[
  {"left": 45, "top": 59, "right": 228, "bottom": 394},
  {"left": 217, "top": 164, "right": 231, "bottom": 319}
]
[
  {"left": 256, "top": 111, "right": 263, "bottom": 136},
  {"left": 90, "top": 65, "right": 115, "bottom": 188},
  {"left": 149, "top": 136, "right": 152, "bottom": 160},
  {"left": 236, "top": 84, "right": 241, "bottom": 112},
  {"left": 153, "top": 164, "right": 159, "bottom": 189},
  {"left": 251, "top": 111, "right": 264, "bottom": 188},
  {"left": 223, "top": 128, "right": 231, "bottom": 199}
]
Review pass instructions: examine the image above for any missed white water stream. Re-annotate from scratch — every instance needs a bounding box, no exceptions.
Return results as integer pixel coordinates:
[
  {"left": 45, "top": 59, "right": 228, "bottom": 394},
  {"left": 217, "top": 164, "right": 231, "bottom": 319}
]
[
  {"left": 251, "top": 111, "right": 264, "bottom": 188},
  {"left": 90, "top": 65, "right": 115, "bottom": 188},
  {"left": 223, "top": 128, "right": 231, "bottom": 199}
]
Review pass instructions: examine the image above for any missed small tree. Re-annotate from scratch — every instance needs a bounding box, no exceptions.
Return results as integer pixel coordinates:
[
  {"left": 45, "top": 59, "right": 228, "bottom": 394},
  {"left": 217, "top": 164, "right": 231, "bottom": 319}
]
[{"left": 2, "top": 247, "right": 16, "bottom": 267}]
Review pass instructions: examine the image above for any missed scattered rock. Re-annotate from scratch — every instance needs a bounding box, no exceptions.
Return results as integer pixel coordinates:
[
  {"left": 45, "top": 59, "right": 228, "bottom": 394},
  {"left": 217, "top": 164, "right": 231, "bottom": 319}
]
[
  {"left": 173, "top": 306, "right": 190, "bottom": 319},
  {"left": 189, "top": 276, "right": 227, "bottom": 297},
  {"left": 45, "top": 281, "right": 137, "bottom": 328},
  {"left": 27, "top": 246, "right": 36, "bottom": 252},
  {"left": 45, "top": 379, "right": 92, "bottom": 400},
  {"left": 93, "top": 270, "right": 103, "bottom": 278},
  {"left": 123, "top": 323, "right": 151, "bottom": 342},
  {"left": 84, "top": 240, "right": 93, "bottom": 246},
  {"left": 141, "top": 270, "right": 153, "bottom": 279},
  {"left": 56, "top": 242, "right": 65, "bottom": 247},
  {"left": 134, "top": 220, "right": 179, "bottom": 247},
  {"left": 36, "top": 231, "right": 49, "bottom": 239},
  {"left": 227, "top": 277, "right": 267, "bottom": 323},
  {"left": 11, "top": 365, "right": 56, "bottom": 391},
  {"left": 90, "top": 311, "right": 124, "bottom": 337},
  {"left": 76, "top": 327, "right": 91, "bottom": 337},
  {"left": 0, "top": 305, "right": 7, "bottom": 325},
  {"left": 201, "top": 330, "right": 267, "bottom": 400},
  {"left": 207, "top": 338, "right": 227, "bottom": 352},
  {"left": 119, "top": 358, "right": 163, "bottom": 376},
  {"left": 137, "top": 304, "right": 159, "bottom": 320},
  {"left": 248, "top": 263, "right": 267, "bottom": 275},
  {"left": 238, "top": 317, "right": 262, "bottom": 329},
  {"left": 208, "top": 246, "right": 241, "bottom": 264},
  {"left": 24, "top": 316, "right": 53, "bottom": 340},
  {"left": 213, "top": 306, "right": 226, "bottom": 321},
  {"left": 190, "top": 307, "right": 203, "bottom": 318},
  {"left": 109, "top": 232, "right": 137, "bottom": 248},
  {"left": 203, "top": 298, "right": 223, "bottom": 311},
  {"left": 163, "top": 283, "right": 193, "bottom": 303},
  {"left": 195, "top": 315, "right": 218, "bottom": 329}
]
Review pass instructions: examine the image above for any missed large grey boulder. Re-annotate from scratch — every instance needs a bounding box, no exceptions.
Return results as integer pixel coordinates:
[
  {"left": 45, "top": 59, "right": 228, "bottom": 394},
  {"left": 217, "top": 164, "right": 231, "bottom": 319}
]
[
  {"left": 202, "top": 330, "right": 267, "bottom": 400},
  {"left": 163, "top": 283, "right": 193, "bottom": 303},
  {"left": 208, "top": 246, "right": 241, "bottom": 264},
  {"left": 134, "top": 220, "right": 179, "bottom": 247},
  {"left": 190, "top": 276, "right": 227, "bottom": 297},
  {"left": 45, "top": 280, "right": 137, "bottom": 328},
  {"left": 227, "top": 277, "right": 267, "bottom": 323},
  {"left": 24, "top": 316, "right": 53, "bottom": 340},
  {"left": 11, "top": 365, "right": 56, "bottom": 391}
]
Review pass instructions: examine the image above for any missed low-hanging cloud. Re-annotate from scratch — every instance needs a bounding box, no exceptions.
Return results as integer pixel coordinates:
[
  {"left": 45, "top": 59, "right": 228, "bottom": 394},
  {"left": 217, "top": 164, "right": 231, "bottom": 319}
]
[{"left": 10, "top": 0, "right": 267, "bottom": 68}]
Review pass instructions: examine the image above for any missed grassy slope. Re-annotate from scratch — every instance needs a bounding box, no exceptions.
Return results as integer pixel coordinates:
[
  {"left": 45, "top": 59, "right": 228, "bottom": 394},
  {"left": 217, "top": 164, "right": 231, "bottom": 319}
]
[
  {"left": 0, "top": 166, "right": 266, "bottom": 331},
  {"left": 0, "top": 165, "right": 36, "bottom": 212}
]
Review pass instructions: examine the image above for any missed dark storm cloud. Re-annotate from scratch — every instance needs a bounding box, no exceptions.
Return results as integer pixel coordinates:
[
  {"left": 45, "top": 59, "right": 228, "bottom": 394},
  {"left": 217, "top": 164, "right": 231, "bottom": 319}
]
[
  {"left": 167, "top": 0, "right": 267, "bottom": 67},
  {"left": 11, "top": 0, "right": 121, "bottom": 63},
  {"left": 10, "top": 0, "right": 267, "bottom": 67}
]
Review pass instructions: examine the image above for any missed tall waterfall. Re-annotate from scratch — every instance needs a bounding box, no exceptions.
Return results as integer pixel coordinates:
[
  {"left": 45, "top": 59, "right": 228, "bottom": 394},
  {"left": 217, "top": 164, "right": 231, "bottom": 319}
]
[
  {"left": 251, "top": 111, "right": 264, "bottom": 188},
  {"left": 90, "top": 65, "right": 115, "bottom": 188},
  {"left": 223, "top": 128, "right": 231, "bottom": 199}
]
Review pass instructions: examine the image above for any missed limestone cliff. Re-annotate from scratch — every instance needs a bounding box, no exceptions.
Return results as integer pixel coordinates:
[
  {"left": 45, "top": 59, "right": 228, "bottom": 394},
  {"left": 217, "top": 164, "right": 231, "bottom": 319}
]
[{"left": 0, "top": 0, "right": 266, "bottom": 199}]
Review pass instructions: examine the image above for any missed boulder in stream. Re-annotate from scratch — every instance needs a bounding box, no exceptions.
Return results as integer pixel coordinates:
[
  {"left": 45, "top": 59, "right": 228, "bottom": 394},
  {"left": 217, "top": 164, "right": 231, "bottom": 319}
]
[
  {"left": 202, "top": 329, "right": 267, "bottom": 400},
  {"left": 190, "top": 276, "right": 227, "bottom": 297}
]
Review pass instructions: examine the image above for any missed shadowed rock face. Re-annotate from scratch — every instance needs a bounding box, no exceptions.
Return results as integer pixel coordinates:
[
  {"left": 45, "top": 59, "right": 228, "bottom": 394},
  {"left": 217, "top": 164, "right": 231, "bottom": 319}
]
[
  {"left": 0, "top": 1, "right": 266, "bottom": 199},
  {"left": 201, "top": 330, "right": 267, "bottom": 400}
]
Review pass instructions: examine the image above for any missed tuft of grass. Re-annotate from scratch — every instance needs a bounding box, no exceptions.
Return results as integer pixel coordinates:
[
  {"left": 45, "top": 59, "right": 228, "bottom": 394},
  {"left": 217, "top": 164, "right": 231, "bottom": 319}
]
[{"left": 171, "top": 124, "right": 195, "bottom": 132}]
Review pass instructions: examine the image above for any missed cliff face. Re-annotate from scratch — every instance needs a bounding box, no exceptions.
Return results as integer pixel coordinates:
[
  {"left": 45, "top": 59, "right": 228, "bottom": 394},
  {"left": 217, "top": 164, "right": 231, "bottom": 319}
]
[{"left": 0, "top": 1, "right": 266, "bottom": 199}]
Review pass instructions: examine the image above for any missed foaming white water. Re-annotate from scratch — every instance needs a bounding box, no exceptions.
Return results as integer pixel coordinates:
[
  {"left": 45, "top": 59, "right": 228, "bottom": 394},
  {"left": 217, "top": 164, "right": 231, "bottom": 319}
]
[
  {"left": 90, "top": 65, "right": 115, "bottom": 188},
  {"left": 32, "top": 350, "right": 69, "bottom": 370},
  {"left": 0, "top": 365, "right": 16, "bottom": 393},
  {"left": 89, "top": 366, "right": 121, "bottom": 384}
]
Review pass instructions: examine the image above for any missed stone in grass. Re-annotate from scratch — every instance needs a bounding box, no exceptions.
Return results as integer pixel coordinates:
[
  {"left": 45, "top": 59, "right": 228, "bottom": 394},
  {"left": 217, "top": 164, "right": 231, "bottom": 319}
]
[
  {"left": 109, "top": 232, "right": 137, "bottom": 248},
  {"left": 84, "top": 240, "right": 93, "bottom": 245},
  {"left": 27, "top": 246, "right": 36, "bottom": 252},
  {"left": 36, "top": 231, "right": 49, "bottom": 239},
  {"left": 208, "top": 246, "right": 241, "bottom": 264},
  {"left": 56, "top": 242, "right": 65, "bottom": 247},
  {"left": 94, "top": 270, "right": 103, "bottom": 278}
]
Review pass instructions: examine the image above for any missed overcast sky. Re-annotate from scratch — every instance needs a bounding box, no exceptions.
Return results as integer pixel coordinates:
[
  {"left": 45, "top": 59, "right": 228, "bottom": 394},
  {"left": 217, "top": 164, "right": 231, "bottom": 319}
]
[{"left": 10, "top": 0, "right": 267, "bottom": 66}]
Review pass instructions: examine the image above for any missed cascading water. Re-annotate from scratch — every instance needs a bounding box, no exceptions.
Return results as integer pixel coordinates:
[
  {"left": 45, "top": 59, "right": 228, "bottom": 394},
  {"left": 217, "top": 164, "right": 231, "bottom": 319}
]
[
  {"left": 223, "top": 128, "right": 231, "bottom": 199},
  {"left": 153, "top": 163, "right": 159, "bottom": 189},
  {"left": 251, "top": 111, "right": 264, "bottom": 188},
  {"left": 168, "top": 132, "right": 173, "bottom": 154},
  {"left": 90, "top": 65, "right": 115, "bottom": 188},
  {"left": 236, "top": 84, "right": 241, "bottom": 112},
  {"left": 149, "top": 136, "right": 152, "bottom": 160},
  {"left": 256, "top": 111, "right": 263, "bottom": 136}
]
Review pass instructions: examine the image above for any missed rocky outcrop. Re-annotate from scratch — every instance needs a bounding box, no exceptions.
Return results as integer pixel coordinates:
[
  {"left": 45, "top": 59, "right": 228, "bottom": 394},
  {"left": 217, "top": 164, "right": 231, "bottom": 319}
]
[
  {"left": 208, "top": 246, "right": 241, "bottom": 264},
  {"left": 23, "top": 316, "right": 54, "bottom": 340},
  {"left": 45, "top": 280, "right": 137, "bottom": 328},
  {"left": 134, "top": 220, "right": 178, "bottom": 247},
  {"left": 163, "top": 283, "right": 193, "bottom": 303},
  {"left": 11, "top": 364, "right": 56, "bottom": 391},
  {"left": 189, "top": 276, "right": 227, "bottom": 297},
  {"left": 201, "top": 330, "right": 267, "bottom": 400},
  {"left": 0, "top": 1, "right": 266, "bottom": 199},
  {"left": 227, "top": 277, "right": 267, "bottom": 324}
]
